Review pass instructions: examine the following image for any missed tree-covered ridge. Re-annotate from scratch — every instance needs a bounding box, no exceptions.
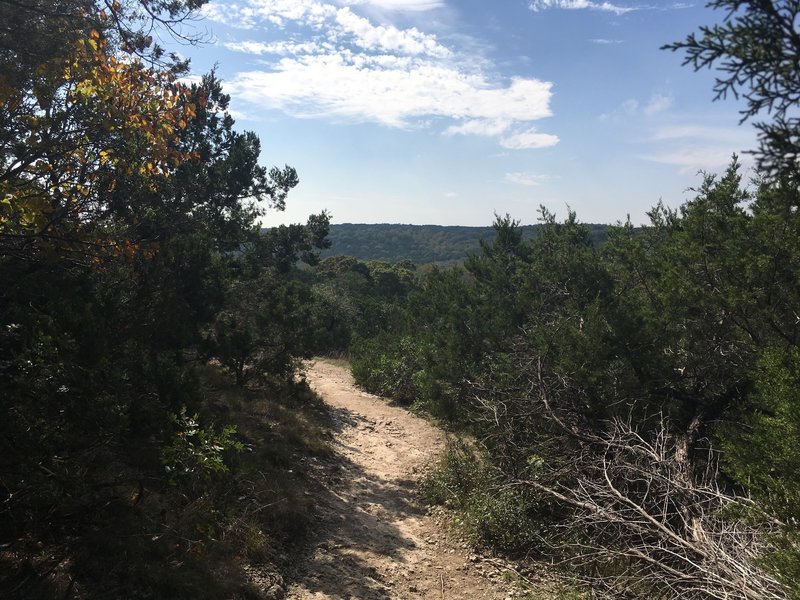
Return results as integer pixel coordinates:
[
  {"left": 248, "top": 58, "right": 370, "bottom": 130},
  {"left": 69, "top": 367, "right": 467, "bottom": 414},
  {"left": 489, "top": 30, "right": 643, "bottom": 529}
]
[{"left": 318, "top": 222, "right": 612, "bottom": 264}]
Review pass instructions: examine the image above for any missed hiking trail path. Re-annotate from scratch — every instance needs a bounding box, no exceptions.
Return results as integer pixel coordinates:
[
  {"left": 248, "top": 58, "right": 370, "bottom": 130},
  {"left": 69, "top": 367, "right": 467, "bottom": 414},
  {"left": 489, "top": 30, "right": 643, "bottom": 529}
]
[{"left": 284, "top": 359, "right": 531, "bottom": 600}]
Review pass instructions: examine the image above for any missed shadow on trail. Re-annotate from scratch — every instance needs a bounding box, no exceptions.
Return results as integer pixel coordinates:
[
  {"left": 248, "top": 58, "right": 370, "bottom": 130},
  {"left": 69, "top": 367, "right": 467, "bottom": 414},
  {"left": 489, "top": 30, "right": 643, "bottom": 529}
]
[
  {"left": 324, "top": 404, "right": 362, "bottom": 434},
  {"left": 285, "top": 403, "right": 428, "bottom": 599}
]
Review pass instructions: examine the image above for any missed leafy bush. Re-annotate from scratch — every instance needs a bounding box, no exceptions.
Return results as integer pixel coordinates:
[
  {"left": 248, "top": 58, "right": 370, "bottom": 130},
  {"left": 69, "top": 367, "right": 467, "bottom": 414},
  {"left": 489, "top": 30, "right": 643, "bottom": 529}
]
[
  {"left": 423, "top": 439, "right": 547, "bottom": 555},
  {"left": 350, "top": 333, "right": 424, "bottom": 403},
  {"left": 162, "top": 407, "right": 243, "bottom": 487},
  {"left": 422, "top": 438, "right": 487, "bottom": 506}
]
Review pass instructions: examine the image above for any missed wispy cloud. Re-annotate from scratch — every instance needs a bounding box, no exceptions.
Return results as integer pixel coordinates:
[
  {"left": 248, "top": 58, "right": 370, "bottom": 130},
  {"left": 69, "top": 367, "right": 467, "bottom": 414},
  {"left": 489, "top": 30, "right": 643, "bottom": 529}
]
[
  {"left": 642, "top": 147, "right": 744, "bottom": 171},
  {"left": 529, "top": 0, "right": 637, "bottom": 15},
  {"left": 202, "top": 0, "right": 339, "bottom": 29},
  {"left": 590, "top": 38, "right": 623, "bottom": 44},
  {"left": 530, "top": 1, "right": 692, "bottom": 15},
  {"left": 599, "top": 92, "right": 673, "bottom": 120},
  {"left": 224, "top": 40, "right": 327, "bottom": 55},
  {"left": 215, "top": 0, "right": 558, "bottom": 148},
  {"left": 444, "top": 119, "right": 512, "bottom": 137},
  {"left": 505, "top": 172, "right": 549, "bottom": 186},
  {"left": 650, "top": 125, "right": 748, "bottom": 144},
  {"left": 642, "top": 124, "right": 755, "bottom": 173},
  {"left": 643, "top": 92, "right": 673, "bottom": 116},
  {"left": 348, "top": 0, "right": 445, "bottom": 10},
  {"left": 621, "top": 98, "right": 639, "bottom": 114},
  {"left": 178, "top": 74, "right": 204, "bottom": 86},
  {"left": 500, "top": 128, "right": 560, "bottom": 150}
]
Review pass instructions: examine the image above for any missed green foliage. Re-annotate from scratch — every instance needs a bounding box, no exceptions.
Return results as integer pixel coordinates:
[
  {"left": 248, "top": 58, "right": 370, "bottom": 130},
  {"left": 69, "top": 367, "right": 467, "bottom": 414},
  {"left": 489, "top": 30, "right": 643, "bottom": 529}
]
[
  {"left": 422, "top": 439, "right": 486, "bottom": 506},
  {"left": 308, "top": 255, "right": 417, "bottom": 355},
  {"left": 462, "top": 487, "right": 545, "bottom": 554},
  {"left": 321, "top": 222, "right": 611, "bottom": 265},
  {"left": 722, "top": 348, "right": 800, "bottom": 594},
  {"left": 254, "top": 211, "right": 331, "bottom": 275},
  {"left": 0, "top": 1, "right": 326, "bottom": 596},
  {"left": 345, "top": 213, "right": 612, "bottom": 427},
  {"left": 423, "top": 440, "right": 548, "bottom": 554},
  {"left": 207, "top": 269, "right": 316, "bottom": 385},
  {"left": 340, "top": 162, "right": 800, "bottom": 596},
  {"left": 350, "top": 334, "right": 425, "bottom": 404},
  {"left": 162, "top": 407, "right": 243, "bottom": 485},
  {"left": 664, "top": 0, "right": 800, "bottom": 176}
]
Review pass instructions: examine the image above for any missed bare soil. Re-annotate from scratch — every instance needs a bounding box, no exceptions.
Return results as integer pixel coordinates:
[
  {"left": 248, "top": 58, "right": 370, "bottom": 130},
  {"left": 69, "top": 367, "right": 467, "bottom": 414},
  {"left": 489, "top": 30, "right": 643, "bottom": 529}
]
[{"left": 284, "top": 360, "right": 521, "bottom": 600}]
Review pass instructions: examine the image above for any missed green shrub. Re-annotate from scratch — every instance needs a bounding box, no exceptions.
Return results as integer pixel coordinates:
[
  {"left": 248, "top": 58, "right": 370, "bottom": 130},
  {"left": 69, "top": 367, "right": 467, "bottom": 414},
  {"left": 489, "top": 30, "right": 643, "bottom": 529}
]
[
  {"left": 161, "top": 407, "right": 243, "bottom": 489},
  {"left": 422, "top": 438, "right": 486, "bottom": 506},
  {"left": 423, "top": 438, "right": 545, "bottom": 555},
  {"left": 350, "top": 333, "right": 423, "bottom": 403}
]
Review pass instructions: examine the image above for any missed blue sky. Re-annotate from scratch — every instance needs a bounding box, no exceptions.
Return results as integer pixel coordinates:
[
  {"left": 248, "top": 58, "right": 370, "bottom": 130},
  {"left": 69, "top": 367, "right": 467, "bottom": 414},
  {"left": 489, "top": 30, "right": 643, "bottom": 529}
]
[{"left": 175, "top": 0, "right": 757, "bottom": 226}]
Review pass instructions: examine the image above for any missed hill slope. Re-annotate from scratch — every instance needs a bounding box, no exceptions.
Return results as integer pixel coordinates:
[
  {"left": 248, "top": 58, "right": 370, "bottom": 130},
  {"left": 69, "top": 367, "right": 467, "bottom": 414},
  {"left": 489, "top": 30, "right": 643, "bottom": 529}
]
[{"left": 320, "top": 223, "right": 610, "bottom": 264}]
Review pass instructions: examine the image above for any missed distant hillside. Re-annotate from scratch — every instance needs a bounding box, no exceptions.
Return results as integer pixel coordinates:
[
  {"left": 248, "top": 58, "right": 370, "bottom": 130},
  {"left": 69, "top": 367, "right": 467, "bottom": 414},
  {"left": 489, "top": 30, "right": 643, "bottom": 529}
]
[{"left": 321, "top": 223, "right": 611, "bottom": 264}]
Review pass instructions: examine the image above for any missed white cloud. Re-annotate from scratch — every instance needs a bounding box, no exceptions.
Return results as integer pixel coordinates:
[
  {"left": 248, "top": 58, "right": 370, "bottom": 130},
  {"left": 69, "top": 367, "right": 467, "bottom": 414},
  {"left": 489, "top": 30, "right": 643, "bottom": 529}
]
[
  {"left": 590, "top": 38, "right": 623, "bottom": 44},
  {"left": 621, "top": 98, "right": 639, "bottom": 114},
  {"left": 505, "top": 172, "right": 549, "bottom": 186},
  {"left": 334, "top": 7, "right": 450, "bottom": 56},
  {"left": 200, "top": 3, "right": 245, "bottom": 26},
  {"left": 529, "top": 0, "right": 637, "bottom": 15},
  {"left": 225, "top": 40, "right": 326, "bottom": 54},
  {"left": 500, "top": 128, "right": 560, "bottom": 150},
  {"left": 642, "top": 147, "right": 744, "bottom": 172},
  {"left": 650, "top": 125, "right": 748, "bottom": 144},
  {"left": 230, "top": 59, "right": 554, "bottom": 129},
  {"left": 214, "top": 0, "right": 557, "bottom": 148},
  {"left": 178, "top": 74, "right": 204, "bottom": 86},
  {"left": 226, "top": 107, "right": 255, "bottom": 121},
  {"left": 643, "top": 92, "right": 673, "bottom": 116},
  {"left": 530, "top": 1, "right": 694, "bottom": 16},
  {"left": 347, "top": 0, "right": 445, "bottom": 10},
  {"left": 642, "top": 123, "right": 755, "bottom": 173},
  {"left": 444, "top": 119, "right": 512, "bottom": 137},
  {"left": 599, "top": 94, "right": 672, "bottom": 120},
  {"left": 203, "top": 0, "right": 338, "bottom": 28}
]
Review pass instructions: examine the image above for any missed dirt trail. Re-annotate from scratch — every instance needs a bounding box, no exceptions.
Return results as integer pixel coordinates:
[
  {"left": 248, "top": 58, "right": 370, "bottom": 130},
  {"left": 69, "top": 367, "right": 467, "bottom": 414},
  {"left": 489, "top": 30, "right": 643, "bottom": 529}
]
[{"left": 285, "top": 360, "right": 518, "bottom": 600}]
